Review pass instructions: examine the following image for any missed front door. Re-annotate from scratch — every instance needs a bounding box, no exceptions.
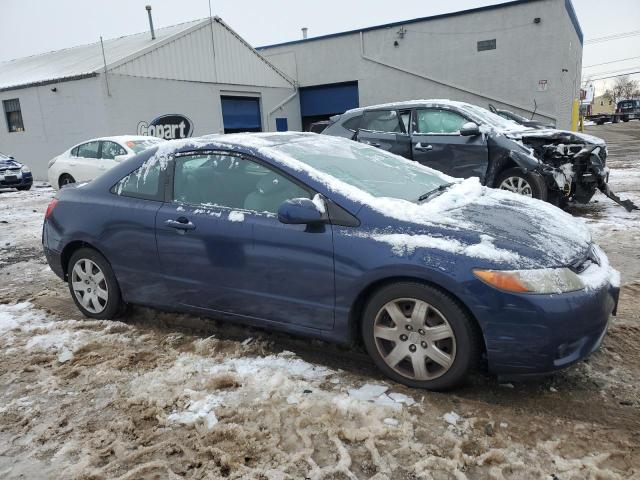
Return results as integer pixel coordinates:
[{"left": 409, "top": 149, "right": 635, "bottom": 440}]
[
  {"left": 356, "top": 109, "right": 412, "bottom": 159},
  {"left": 98, "top": 141, "right": 126, "bottom": 175},
  {"left": 155, "top": 152, "right": 336, "bottom": 330},
  {"left": 411, "top": 108, "right": 489, "bottom": 181}
]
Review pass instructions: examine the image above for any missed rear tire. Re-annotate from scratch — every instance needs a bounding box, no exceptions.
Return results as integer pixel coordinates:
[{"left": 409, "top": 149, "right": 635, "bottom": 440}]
[
  {"left": 496, "top": 167, "right": 548, "bottom": 201},
  {"left": 16, "top": 185, "right": 32, "bottom": 191},
  {"left": 361, "top": 282, "right": 481, "bottom": 390},
  {"left": 67, "top": 248, "right": 125, "bottom": 320},
  {"left": 59, "top": 174, "right": 75, "bottom": 188}
]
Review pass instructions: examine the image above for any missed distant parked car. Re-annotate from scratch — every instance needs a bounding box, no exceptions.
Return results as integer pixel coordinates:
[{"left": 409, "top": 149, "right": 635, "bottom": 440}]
[
  {"left": 43, "top": 133, "right": 619, "bottom": 390},
  {"left": 48, "top": 136, "right": 165, "bottom": 189},
  {"left": 323, "top": 100, "right": 609, "bottom": 206},
  {"left": 308, "top": 120, "right": 331, "bottom": 134},
  {"left": 0, "top": 152, "right": 33, "bottom": 191},
  {"left": 488, "top": 104, "right": 555, "bottom": 129},
  {"left": 615, "top": 99, "right": 640, "bottom": 122}
]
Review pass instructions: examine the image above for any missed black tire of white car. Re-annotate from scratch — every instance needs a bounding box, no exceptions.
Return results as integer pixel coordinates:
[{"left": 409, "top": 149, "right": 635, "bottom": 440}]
[
  {"left": 362, "top": 282, "right": 481, "bottom": 391},
  {"left": 17, "top": 185, "right": 31, "bottom": 191},
  {"left": 67, "top": 248, "right": 125, "bottom": 320},
  {"left": 59, "top": 174, "right": 75, "bottom": 188},
  {"left": 496, "top": 168, "right": 548, "bottom": 201}
]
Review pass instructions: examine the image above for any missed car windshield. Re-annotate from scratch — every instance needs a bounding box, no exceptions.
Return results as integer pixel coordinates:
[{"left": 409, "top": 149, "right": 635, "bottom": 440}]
[
  {"left": 272, "top": 138, "right": 449, "bottom": 202},
  {"left": 126, "top": 138, "right": 164, "bottom": 153},
  {"left": 460, "top": 104, "right": 525, "bottom": 131}
]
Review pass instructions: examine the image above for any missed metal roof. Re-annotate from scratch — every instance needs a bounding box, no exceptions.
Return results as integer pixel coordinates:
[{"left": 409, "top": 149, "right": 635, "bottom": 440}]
[
  {"left": 0, "top": 19, "right": 207, "bottom": 92},
  {"left": 257, "top": 0, "right": 582, "bottom": 50}
]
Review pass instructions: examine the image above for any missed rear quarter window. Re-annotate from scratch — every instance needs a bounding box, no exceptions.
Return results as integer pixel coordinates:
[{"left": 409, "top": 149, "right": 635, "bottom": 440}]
[{"left": 112, "top": 160, "right": 164, "bottom": 201}]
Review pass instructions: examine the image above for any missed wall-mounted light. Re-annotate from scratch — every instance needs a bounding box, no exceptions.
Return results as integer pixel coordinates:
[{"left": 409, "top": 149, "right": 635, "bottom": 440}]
[
  {"left": 51, "top": 87, "right": 57, "bottom": 92},
  {"left": 533, "top": 17, "right": 541, "bottom": 24},
  {"left": 394, "top": 40, "right": 400, "bottom": 48}
]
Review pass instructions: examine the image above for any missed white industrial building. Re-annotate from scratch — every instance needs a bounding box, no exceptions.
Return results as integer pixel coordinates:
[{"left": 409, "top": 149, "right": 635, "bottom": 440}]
[
  {"left": 1, "top": 0, "right": 584, "bottom": 180},
  {"left": 258, "top": 0, "right": 583, "bottom": 131},
  {"left": 0, "top": 17, "right": 299, "bottom": 179}
]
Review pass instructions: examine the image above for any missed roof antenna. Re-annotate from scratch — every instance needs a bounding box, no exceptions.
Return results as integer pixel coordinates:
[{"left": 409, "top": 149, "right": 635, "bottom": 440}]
[{"left": 145, "top": 5, "right": 156, "bottom": 40}]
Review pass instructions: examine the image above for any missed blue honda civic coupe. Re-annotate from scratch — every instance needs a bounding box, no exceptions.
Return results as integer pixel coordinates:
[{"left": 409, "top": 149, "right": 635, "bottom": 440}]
[{"left": 42, "top": 133, "right": 619, "bottom": 390}]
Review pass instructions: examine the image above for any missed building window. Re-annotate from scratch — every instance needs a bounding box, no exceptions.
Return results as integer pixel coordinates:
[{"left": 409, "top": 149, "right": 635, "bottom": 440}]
[
  {"left": 477, "top": 39, "right": 496, "bottom": 52},
  {"left": 3, "top": 98, "right": 25, "bottom": 132}
]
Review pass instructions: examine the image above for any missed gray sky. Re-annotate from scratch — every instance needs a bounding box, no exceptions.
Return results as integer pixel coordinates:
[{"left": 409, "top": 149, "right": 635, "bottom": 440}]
[{"left": 1, "top": 0, "right": 638, "bottom": 93}]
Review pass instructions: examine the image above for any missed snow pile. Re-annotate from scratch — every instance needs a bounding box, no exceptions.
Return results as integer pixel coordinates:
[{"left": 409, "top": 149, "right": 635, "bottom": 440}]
[
  {"left": 370, "top": 232, "right": 522, "bottom": 264},
  {"left": 580, "top": 244, "right": 620, "bottom": 291},
  {"left": 228, "top": 210, "right": 245, "bottom": 222}
]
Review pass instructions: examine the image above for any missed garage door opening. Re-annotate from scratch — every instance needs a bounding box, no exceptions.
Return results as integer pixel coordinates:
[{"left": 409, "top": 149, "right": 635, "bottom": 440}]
[
  {"left": 300, "top": 81, "right": 359, "bottom": 131},
  {"left": 221, "top": 96, "right": 262, "bottom": 134}
]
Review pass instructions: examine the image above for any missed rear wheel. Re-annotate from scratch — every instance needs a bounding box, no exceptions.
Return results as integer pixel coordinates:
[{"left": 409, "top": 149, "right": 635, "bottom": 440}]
[
  {"left": 16, "top": 185, "right": 31, "bottom": 191},
  {"left": 362, "top": 283, "right": 481, "bottom": 390},
  {"left": 67, "top": 248, "right": 125, "bottom": 319},
  {"left": 496, "top": 168, "right": 548, "bottom": 201},
  {"left": 59, "top": 174, "right": 75, "bottom": 188}
]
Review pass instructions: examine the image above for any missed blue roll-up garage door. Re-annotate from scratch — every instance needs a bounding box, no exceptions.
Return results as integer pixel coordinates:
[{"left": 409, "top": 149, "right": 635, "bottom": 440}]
[
  {"left": 299, "top": 81, "right": 359, "bottom": 130},
  {"left": 221, "top": 96, "right": 262, "bottom": 134}
]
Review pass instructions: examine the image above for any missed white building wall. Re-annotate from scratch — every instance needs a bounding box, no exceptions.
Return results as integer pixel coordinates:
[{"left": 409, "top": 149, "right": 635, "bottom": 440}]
[
  {"left": 261, "top": 0, "right": 583, "bottom": 128},
  {"left": 0, "top": 77, "right": 108, "bottom": 180},
  {"left": 0, "top": 74, "right": 300, "bottom": 180},
  {"left": 101, "top": 74, "right": 300, "bottom": 138}
]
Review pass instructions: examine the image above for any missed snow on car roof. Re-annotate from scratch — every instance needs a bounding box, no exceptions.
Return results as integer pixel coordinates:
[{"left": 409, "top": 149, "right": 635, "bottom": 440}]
[{"left": 344, "top": 99, "right": 529, "bottom": 133}]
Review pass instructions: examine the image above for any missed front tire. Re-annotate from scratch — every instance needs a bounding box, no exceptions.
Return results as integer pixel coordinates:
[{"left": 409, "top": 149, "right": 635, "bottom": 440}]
[
  {"left": 496, "top": 167, "right": 548, "bottom": 201},
  {"left": 16, "top": 185, "right": 32, "bottom": 191},
  {"left": 362, "top": 283, "right": 481, "bottom": 390},
  {"left": 67, "top": 248, "right": 125, "bottom": 319}
]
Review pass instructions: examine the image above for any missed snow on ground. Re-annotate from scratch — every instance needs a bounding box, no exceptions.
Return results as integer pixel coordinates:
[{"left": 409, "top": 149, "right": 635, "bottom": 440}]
[{"left": 0, "top": 122, "right": 639, "bottom": 478}]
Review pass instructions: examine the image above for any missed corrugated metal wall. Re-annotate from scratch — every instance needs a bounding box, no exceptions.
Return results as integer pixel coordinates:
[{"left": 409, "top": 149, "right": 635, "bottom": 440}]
[{"left": 109, "top": 19, "right": 292, "bottom": 89}]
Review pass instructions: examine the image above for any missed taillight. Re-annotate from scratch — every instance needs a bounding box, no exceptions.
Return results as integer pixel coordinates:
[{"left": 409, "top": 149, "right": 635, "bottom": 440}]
[{"left": 45, "top": 198, "right": 58, "bottom": 219}]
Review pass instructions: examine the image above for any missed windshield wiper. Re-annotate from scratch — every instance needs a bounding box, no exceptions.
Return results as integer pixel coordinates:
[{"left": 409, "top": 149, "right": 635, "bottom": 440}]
[{"left": 417, "top": 183, "right": 454, "bottom": 202}]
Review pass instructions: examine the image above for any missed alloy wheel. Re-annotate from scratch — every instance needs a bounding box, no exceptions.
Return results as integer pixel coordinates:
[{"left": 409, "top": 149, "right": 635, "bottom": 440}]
[
  {"left": 373, "top": 298, "right": 456, "bottom": 381},
  {"left": 499, "top": 176, "right": 533, "bottom": 196},
  {"left": 71, "top": 259, "right": 109, "bottom": 314}
]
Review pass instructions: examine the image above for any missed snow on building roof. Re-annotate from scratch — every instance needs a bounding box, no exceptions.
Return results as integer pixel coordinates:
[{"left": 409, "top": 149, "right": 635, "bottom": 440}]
[{"left": 0, "top": 19, "right": 207, "bottom": 92}]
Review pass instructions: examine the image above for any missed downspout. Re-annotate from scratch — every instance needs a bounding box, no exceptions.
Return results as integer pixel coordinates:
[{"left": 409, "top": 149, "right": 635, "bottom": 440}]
[
  {"left": 100, "top": 36, "right": 111, "bottom": 97},
  {"left": 359, "top": 32, "right": 556, "bottom": 124},
  {"left": 267, "top": 85, "right": 299, "bottom": 131}
]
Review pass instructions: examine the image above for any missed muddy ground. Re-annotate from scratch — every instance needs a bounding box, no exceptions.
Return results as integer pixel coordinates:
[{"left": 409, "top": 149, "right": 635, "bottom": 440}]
[{"left": 0, "top": 122, "right": 639, "bottom": 479}]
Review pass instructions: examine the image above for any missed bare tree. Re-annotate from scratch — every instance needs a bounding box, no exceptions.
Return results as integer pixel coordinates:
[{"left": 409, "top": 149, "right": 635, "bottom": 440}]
[{"left": 603, "top": 75, "right": 640, "bottom": 105}]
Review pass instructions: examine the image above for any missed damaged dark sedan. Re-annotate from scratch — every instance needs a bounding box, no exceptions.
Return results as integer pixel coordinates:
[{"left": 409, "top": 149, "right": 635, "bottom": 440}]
[{"left": 322, "top": 100, "right": 625, "bottom": 208}]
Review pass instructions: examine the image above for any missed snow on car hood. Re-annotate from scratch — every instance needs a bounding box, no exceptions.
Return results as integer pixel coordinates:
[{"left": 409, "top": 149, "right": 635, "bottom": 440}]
[
  {"left": 514, "top": 128, "right": 606, "bottom": 146},
  {"left": 0, "top": 158, "right": 22, "bottom": 169}
]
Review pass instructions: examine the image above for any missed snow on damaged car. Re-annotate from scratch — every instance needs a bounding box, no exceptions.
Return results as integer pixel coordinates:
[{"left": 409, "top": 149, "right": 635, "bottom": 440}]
[{"left": 322, "top": 100, "right": 636, "bottom": 210}]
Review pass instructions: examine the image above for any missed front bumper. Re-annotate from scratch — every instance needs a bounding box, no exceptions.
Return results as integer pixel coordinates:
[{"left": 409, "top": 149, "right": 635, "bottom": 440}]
[
  {"left": 469, "top": 281, "right": 619, "bottom": 379},
  {"left": 0, "top": 171, "right": 32, "bottom": 188}
]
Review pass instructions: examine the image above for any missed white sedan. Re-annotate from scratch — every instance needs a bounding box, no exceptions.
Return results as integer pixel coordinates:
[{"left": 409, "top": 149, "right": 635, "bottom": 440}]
[{"left": 48, "top": 136, "right": 165, "bottom": 190}]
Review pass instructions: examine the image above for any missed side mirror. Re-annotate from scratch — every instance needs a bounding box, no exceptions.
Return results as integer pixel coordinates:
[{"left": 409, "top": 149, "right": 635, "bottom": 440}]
[
  {"left": 278, "top": 197, "right": 329, "bottom": 225},
  {"left": 114, "top": 154, "right": 129, "bottom": 162},
  {"left": 460, "top": 122, "right": 481, "bottom": 137},
  {"left": 9, "top": 156, "right": 14, "bottom": 160}
]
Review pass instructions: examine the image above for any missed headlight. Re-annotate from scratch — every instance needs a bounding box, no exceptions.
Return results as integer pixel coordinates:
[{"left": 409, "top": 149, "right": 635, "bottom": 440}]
[
  {"left": 21, "top": 165, "right": 31, "bottom": 173},
  {"left": 473, "top": 268, "right": 584, "bottom": 294}
]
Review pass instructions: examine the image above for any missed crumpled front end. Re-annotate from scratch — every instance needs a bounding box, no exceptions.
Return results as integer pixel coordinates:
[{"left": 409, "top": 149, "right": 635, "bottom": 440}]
[{"left": 515, "top": 130, "right": 610, "bottom": 205}]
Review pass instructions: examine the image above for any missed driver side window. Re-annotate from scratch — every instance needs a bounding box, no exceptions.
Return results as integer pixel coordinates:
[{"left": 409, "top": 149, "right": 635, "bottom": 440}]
[
  {"left": 173, "top": 154, "right": 311, "bottom": 214},
  {"left": 415, "top": 109, "right": 468, "bottom": 134}
]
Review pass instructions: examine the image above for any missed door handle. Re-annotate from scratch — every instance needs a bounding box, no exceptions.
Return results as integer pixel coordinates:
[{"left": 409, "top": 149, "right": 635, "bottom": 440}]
[
  {"left": 165, "top": 217, "right": 196, "bottom": 231},
  {"left": 415, "top": 143, "right": 433, "bottom": 152}
]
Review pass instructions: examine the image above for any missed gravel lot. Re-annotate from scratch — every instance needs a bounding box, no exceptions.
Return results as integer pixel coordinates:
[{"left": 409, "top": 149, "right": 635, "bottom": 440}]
[{"left": 1, "top": 122, "right": 639, "bottom": 479}]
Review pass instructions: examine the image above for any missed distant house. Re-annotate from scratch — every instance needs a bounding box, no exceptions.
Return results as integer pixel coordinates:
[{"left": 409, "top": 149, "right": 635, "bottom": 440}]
[{"left": 591, "top": 95, "right": 615, "bottom": 116}]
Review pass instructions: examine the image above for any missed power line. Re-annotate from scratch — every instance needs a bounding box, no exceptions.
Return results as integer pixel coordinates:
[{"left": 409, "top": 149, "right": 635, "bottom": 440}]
[
  {"left": 588, "top": 71, "right": 640, "bottom": 82},
  {"left": 585, "top": 29, "right": 640, "bottom": 45},
  {"left": 584, "top": 65, "right": 640, "bottom": 77},
  {"left": 583, "top": 55, "right": 640, "bottom": 68}
]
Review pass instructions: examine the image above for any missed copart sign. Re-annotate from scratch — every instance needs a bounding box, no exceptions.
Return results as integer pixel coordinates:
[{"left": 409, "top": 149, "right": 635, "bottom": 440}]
[{"left": 137, "top": 114, "right": 193, "bottom": 139}]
